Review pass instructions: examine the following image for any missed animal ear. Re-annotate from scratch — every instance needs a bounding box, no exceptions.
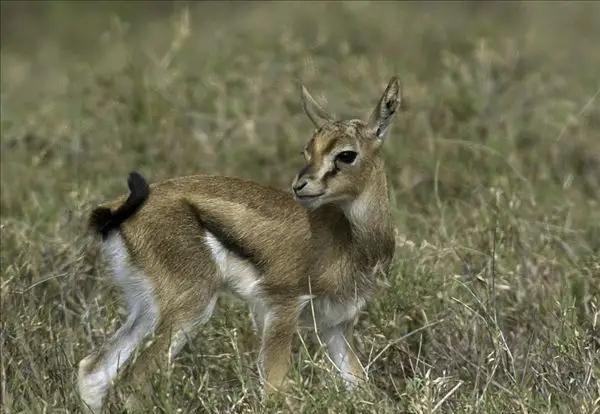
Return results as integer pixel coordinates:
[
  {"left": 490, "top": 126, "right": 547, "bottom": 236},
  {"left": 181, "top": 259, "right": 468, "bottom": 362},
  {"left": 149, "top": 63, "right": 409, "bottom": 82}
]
[
  {"left": 301, "top": 84, "right": 333, "bottom": 128},
  {"left": 367, "top": 77, "right": 401, "bottom": 141}
]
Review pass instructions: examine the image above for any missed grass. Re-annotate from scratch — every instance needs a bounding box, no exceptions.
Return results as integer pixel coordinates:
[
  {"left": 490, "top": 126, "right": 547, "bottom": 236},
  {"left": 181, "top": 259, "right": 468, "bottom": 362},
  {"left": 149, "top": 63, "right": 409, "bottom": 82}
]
[{"left": 1, "top": 2, "right": 599, "bottom": 413}]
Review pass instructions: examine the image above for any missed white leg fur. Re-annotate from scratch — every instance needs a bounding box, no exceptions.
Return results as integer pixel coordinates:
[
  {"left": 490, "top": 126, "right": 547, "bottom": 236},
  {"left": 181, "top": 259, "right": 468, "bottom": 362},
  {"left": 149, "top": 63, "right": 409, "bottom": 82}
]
[
  {"left": 79, "top": 234, "right": 159, "bottom": 413},
  {"left": 322, "top": 325, "right": 361, "bottom": 387}
]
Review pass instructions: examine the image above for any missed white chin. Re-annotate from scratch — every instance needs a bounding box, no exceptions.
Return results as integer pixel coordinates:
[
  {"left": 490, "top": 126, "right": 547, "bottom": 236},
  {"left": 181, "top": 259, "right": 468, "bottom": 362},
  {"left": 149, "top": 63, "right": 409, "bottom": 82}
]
[{"left": 296, "top": 196, "right": 325, "bottom": 210}]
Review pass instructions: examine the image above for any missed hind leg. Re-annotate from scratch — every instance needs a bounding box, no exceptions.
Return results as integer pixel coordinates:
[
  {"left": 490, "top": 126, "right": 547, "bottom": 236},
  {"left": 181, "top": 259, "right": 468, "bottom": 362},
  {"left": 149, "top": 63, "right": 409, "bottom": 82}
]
[
  {"left": 168, "top": 294, "right": 219, "bottom": 361},
  {"left": 250, "top": 301, "right": 267, "bottom": 336},
  {"left": 78, "top": 281, "right": 158, "bottom": 412},
  {"left": 79, "top": 234, "right": 160, "bottom": 412},
  {"left": 122, "top": 292, "right": 218, "bottom": 410}
]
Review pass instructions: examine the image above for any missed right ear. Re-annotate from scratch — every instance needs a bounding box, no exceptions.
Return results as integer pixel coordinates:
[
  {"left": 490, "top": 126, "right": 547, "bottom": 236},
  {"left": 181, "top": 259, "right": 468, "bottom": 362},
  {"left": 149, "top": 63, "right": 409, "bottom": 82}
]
[{"left": 301, "top": 85, "right": 333, "bottom": 128}]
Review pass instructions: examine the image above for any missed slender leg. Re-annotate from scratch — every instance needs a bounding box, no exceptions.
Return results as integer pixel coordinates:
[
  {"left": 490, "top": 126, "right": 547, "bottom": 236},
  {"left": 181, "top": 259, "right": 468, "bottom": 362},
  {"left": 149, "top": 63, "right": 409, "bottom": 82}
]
[
  {"left": 250, "top": 301, "right": 267, "bottom": 336},
  {"left": 123, "top": 294, "right": 218, "bottom": 410},
  {"left": 259, "top": 306, "right": 298, "bottom": 393},
  {"left": 322, "top": 321, "right": 365, "bottom": 387},
  {"left": 78, "top": 308, "right": 157, "bottom": 413},
  {"left": 120, "top": 322, "right": 176, "bottom": 412},
  {"left": 79, "top": 234, "right": 161, "bottom": 412},
  {"left": 169, "top": 295, "right": 218, "bottom": 362}
]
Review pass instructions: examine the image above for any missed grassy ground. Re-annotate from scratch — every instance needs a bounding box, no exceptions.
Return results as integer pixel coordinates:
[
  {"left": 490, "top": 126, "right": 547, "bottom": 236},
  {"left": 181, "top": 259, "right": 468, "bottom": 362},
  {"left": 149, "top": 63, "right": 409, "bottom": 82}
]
[{"left": 1, "top": 2, "right": 599, "bottom": 413}]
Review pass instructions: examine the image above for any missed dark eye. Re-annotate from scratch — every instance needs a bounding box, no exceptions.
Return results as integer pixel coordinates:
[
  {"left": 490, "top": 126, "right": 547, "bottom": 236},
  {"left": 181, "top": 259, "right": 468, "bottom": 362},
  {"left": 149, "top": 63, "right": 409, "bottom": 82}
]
[{"left": 335, "top": 151, "right": 358, "bottom": 164}]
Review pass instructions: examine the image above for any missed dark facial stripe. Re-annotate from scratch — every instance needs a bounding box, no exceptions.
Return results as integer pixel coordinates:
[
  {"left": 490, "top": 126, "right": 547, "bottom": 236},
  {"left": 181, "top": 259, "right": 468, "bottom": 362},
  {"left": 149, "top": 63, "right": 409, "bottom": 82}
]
[{"left": 322, "top": 166, "right": 339, "bottom": 183}]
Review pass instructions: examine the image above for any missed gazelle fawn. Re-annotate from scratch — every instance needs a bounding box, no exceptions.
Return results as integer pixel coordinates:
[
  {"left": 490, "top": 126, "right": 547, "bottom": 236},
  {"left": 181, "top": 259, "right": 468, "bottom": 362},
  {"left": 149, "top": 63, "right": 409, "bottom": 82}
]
[{"left": 79, "top": 77, "right": 401, "bottom": 411}]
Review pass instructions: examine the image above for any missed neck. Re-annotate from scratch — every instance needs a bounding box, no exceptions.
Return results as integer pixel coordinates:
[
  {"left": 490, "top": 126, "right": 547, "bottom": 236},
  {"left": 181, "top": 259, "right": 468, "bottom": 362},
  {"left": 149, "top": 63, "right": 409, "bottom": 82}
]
[{"left": 341, "top": 161, "right": 395, "bottom": 267}]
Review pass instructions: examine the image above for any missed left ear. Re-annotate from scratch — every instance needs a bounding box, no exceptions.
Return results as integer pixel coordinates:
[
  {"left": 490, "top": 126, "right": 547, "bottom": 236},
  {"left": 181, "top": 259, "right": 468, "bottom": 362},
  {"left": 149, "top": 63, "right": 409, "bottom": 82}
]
[
  {"left": 301, "top": 84, "right": 334, "bottom": 128},
  {"left": 367, "top": 77, "right": 401, "bottom": 141}
]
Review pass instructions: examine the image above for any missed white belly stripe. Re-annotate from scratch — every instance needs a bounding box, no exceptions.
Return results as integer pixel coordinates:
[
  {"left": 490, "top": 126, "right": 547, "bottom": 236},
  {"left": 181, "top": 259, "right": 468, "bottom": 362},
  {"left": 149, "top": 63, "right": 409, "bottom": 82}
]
[{"left": 204, "top": 231, "right": 262, "bottom": 299}]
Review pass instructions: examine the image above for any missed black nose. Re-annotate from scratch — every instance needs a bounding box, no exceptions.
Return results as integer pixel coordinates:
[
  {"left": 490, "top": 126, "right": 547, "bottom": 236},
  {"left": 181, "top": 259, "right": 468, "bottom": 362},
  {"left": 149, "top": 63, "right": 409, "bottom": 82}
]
[{"left": 293, "top": 179, "right": 308, "bottom": 194}]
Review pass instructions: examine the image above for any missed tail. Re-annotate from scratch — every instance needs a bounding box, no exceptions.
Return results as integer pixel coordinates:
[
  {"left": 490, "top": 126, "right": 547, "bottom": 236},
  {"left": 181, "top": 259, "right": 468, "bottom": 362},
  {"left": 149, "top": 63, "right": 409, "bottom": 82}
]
[{"left": 89, "top": 171, "right": 150, "bottom": 238}]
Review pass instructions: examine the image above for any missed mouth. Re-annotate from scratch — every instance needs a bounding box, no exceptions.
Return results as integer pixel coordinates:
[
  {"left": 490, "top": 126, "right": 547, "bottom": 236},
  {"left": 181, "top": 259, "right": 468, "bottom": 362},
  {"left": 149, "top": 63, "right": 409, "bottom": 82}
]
[{"left": 294, "top": 192, "right": 325, "bottom": 200}]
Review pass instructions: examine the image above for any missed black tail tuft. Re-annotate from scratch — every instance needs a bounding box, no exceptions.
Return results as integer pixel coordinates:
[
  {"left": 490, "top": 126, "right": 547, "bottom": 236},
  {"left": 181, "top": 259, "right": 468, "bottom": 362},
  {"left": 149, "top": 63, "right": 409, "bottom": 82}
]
[
  {"left": 89, "top": 207, "right": 114, "bottom": 235},
  {"left": 89, "top": 171, "right": 150, "bottom": 238}
]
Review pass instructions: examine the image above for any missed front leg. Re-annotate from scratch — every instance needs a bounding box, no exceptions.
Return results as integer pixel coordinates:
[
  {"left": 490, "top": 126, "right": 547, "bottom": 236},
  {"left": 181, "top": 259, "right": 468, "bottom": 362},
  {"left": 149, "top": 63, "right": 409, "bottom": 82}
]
[
  {"left": 322, "top": 321, "right": 366, "bottom": 387},
  {"left": 259, "top": 305, "right": 298, "bottom": 393}
]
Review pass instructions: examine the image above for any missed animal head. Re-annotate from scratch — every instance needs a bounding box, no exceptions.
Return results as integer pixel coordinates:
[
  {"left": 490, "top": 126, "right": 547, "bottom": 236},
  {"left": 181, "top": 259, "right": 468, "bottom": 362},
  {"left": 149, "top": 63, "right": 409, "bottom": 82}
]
[{"left": 292, "top": 77, "right": 402, "bottom": 210}]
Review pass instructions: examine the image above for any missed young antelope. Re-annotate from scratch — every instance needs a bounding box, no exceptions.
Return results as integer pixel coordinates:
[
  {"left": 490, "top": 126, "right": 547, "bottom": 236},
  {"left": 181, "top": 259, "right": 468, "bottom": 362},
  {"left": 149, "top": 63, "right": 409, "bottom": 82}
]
[{"left": 78, "top": 77, "right": 402, "bottom": 411}]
